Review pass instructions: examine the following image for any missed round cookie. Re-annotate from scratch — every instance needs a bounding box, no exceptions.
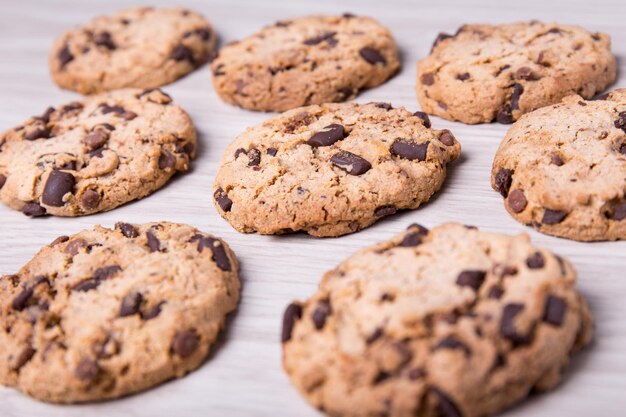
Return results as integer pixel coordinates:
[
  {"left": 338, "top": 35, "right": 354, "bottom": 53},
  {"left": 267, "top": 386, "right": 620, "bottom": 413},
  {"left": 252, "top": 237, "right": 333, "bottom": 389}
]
[
  {"left": 210, "top": 14, "right": 400, "bottom": 112},
  {"left": 491, "top": 90, "right": 626, "bottom": 241},
  {"left": 282, "top": 223, "right": 592, "bottom": 417},
  {"left": 0, "top": 222, "right": 240, "bottom": 403},
  {"left": 416, "top": 21, "right": 616, "bottom": 124},
  {"left": 50, "top": 7, "right": 216, "bottom": 94},
  {"left": 212, "top": 103, "right": 461, "bottom": 237},
  {"left": 0, "top": 88, "right": 196, "bottom": 217}
]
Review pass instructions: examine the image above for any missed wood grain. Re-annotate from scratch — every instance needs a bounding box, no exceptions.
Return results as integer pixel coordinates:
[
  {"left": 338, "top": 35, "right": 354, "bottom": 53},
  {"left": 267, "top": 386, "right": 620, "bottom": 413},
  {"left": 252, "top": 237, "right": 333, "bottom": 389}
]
[{"left": 0, "top": 0, "right": 625, "bottom": 415}]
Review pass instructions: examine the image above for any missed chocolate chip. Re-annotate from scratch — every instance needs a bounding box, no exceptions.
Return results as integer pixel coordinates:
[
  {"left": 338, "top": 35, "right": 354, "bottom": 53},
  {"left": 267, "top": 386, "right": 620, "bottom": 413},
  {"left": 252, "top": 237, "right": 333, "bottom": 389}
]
[
  {"left": 65, "top": 238, "right": 87, "bottom": 255},
  {"left": 550, "top": 152, "right": 564, "bottom": 166},
  {"left": 456, "top": 72, "right": 470, "bottom": 81},
  {"left": 82, "top": 130, "right": 109, "bottom": 150},
  {"left": 12, "top": 286, "right": 34, "bottom": 311},
  {"left": 308, "top": 124, "right": 346, "bottom": 147},
  {"left": 24, "top": 127, "right": 50, "bottom": 141},
  {"left": 330, "top": 151, "right": 371, "bottom": 175},
  {"left": 413, "top": 111, "right": 431, "bottom": 128},
  {"left": 511, "top": 83, "right": 524, "bottom": 110},
  {"left": 374, "top": 102, "right": 393, "bottom": 110},
  {"left": 50, "top": 235, "right": 69, "bottom": 246},
  {"left": 507, "top": 189, "right": 527, "bottom": 213},
  {"left": 542, "top": 209, "right": 567, "bottom": 225},
  {"left": 120, "top": 292, "right": 143, "bottom": 317},
  {"left": 80, "top": 189, "right": 100, "bottom": 210},
  {"left": 375, "top": 205, "right": 396, "bottom": 217},
  {"left": 42, "top": 170, "right": 75, "bottom": 207},
  {"left": 421, "top": 72, "right": 435, "bottom": 86},
  {"left": 146, "top": 230, "right": 161, "bottom": 252},
  {"left": 267, "top": 148, "right": 278, "bottom": 156},
  {"left": 391, "top": 139, "right": 429, "bottom": 161},
  {"left": 408, "top": 367, "right": 427, "bottom": 380},
  {"left": 234, "top": 148, "right": 246, "bottom": 159},
  {"left": 543, "top": 295, "right": 567, "bottom": 326},
  {"left": 439, "top": 130, "right": 455, "bottom": 146},
  {"left": 400, "top": 232, "right": 423, "bottom": 247},
  {"left": 619, "top": 144, "right": 626, "bottom": 156},
  {"left": 282, "top": 303, "right": 302, "bottom": 343},
  {"left": 548, "top": 28, "right": 562, "bottom": 34},
  {"left": 195, "top": 236, "right": 232, "bottom": 271},
  {"left": 337, "top": 86, "right": 353, "bottom": 100},
  {"left": 248, "top": 148, "right": 261, "bottom": 166},
  {"left": 58, "top": 44, "right": 74, "bottom": 68},
  {"left": 171, "top": 330, "right": 199, "bottom": 357},
  {"left": 526, "top": 252, "right": 545, "bottom": 269},
  {"left": 431, "top": 387, "right": 462, "bottom": 417},
  {"left": 196, "top": 27, "right": 211, "bottom": 41},
  {"left": 311, "top": 300, "right": 331, "bottom": 330},
  {"left": 12, "top": 345, "right": 35, "bottom": 370},
  {"left": 359, "top": 47, "right": 386, "bottom": 65},
  {"left": 73, "top": 278, "right": 100, "bottom": 292},
  {"left": 373, "top": 371, "right": 391, "bottom": 384},
  {"left": 366, "top": 327, "right": 384, "bottom": 344},
  {"left": 613, "top": 201, "right": 626, "bottom": 221},
  {"left": 214, "top": 188, "right": 232, "bottom": 212},
  {"left": 434, "top": 336, "right": 471, "bottom": 356},
  {"left": 170, "top": 44, "right": 195, "bottom": 63},
  {"left": 93, "top": 265, "right": 121, "bottom": 282},
  {"left": 142, "top": 301, "right": 165, "bottom": 320},
  {"left": 494, "top": 168, "right": 513, "bottom": 197},
  {"left": 0, "top": 174, "right": 6, "bottom": 189},
  {"left": 500, "top": 303, "right": 532, "bottom": 346},
  {"left": 488, "top": 285, "right": 504, "bottom": 299},
  {"left": 21, "top": 203, "right": 46, "bottom": 217},
  {"left": 116, "top": 222, "right": 139, "bottom": 238},
  {"left": 303, "top": 31, "right": 337, "bottom": 45},
  {"left": 75, "top": 358, "right": 99, "bottom": 382},
  {"left": 515, "top": 66, "right": 532, "bottom": 80},
  {"left": 431, "top": 33, "right": 452, "bottom": 52},
  {"left": 456, "top": 270, "right": 486, "bottom": 291},
  {"left": 496, "top": 104, "right": 514, "bottom": 124},
  {"left": 94, "top": 31, "right": 116, "bottom": 50},
  {"left": 158, "top": 150, "right": 176, "bottom": 169}
]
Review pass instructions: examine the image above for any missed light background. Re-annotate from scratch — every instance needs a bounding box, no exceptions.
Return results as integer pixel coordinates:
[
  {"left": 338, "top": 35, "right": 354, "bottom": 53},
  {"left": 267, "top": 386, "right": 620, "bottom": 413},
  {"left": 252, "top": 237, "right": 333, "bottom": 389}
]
[{"left": 0, "top": 0, "right": 624, "bottom": 415}]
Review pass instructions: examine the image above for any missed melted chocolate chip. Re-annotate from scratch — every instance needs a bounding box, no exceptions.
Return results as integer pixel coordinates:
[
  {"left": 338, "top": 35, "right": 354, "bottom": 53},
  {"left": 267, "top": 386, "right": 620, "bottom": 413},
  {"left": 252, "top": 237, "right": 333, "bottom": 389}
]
[
  {"left": 116, "top": 222, "right": 139, "bottom": 238},
  {"left": 526, "top": 252, "right": 545, "bottom": 269},
  {"left": 171, "top": 330, "right": 199, "bottom": 357},
  {"left": 494, "top": 168, "right": 513, "bottom": 197},
  {"left": 543, "top": 295, "right": 567, "bottom": 326},
  {"left": 434, "top": 336, "right": 471, "bottom": 356},
  {"left": 120, "top": 292, "right": 143, "bottom": 317},
  {"left": 456, "top": 270, "right": 486, "bottom": 291},
  {"left": 391, "top": 139, "right": 429, "bottom": 161},
  {"left": 214, "top": 188, "right": 233, "bottom": 212},
  {"left": 413, "top": 111, "right": 431, "bottom": 128},
  {"left": 195, "top": 236, "right": 232, "bottom": 271},
  {"left": 281, "top": 303, "right": 302, "bottom": 343},
  {"left": 359, "top": 47, "right": 386, "bottom": 65},
  {"left": 146, "top": 230, "right": 162, "bottom": 252},
  {"left": 308, "top": 124, "right": 346, "bottom": 147},
  {"left": 542, "top": 209, "right": 568, "bottom": 225},
  {"left": 75, "top": 358, "right": 99, "bottom": 382},
  {"left": 80, "top": 189, "right": 100, "bottom": 210},
  {"left": 158, "top": 150, "right": 176, "bottom": 169},
  {"left": 330, "top": 151, "right": 371, "bottom": 175},
  {"left": 42, "top": 170, "right": 75, "bottom": 207},
  {"left": 82, "top": 130, "right": 109, "bottom": 150},
  {"left": 507, "top": 189, "right": 527, "bottom": 213},
  {"left": 311, "top": 300, "right": 331, "bottom": 330},
  {"left": 22, "top": 203, "right": 47, "bottom": 217}
]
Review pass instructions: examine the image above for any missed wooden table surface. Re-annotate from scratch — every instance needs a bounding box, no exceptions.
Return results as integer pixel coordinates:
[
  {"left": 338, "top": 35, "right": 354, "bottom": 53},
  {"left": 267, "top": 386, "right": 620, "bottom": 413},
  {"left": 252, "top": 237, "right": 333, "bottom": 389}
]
[{"left": 1, "top": 0, "right": 625, "bottom": 415}]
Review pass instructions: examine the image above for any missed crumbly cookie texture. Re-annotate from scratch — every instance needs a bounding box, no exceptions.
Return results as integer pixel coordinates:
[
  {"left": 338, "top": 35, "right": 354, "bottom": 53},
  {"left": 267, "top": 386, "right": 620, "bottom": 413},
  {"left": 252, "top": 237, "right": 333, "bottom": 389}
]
[
  {"left": 491, "top": 90, "right": 626, "bottom": 241},
  {"left": 282, "top": 223, "right": 592, "bottom": 417},
  {"left": 0, "top": 222, "right": 240, "bottom": 403},
  {"left": 212, "top": 103, "right": 460, "bottom": 237},
  {"left": 0, "top": 88, "right": 196, "bottom": 217},
  {"left": 210, "top": 14, "right": 400, "bottom": 112},
  {"left": 50, "top": 7, "right": 216, "bottom": 94},
  {"left": 416, "top": 21, "right": 616, "bottom": 124}
]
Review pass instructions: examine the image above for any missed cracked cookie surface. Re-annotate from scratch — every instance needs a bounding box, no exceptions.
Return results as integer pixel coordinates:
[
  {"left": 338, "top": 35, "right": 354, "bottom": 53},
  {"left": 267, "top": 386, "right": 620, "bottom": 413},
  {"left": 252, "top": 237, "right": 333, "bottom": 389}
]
[
  {"left": 0, "top": 88, "right": 196, "bottom": 217},
  {"left": 0, "top": 222, "right": 240, "bottom": 403},
  {"left": 210, "top": 14, "right": 400, "bottom": 112},
  {"left": 492, "top": 90, "right": 626, "bottom": 241},
  {"left": 50, "top": 7, "right": 216, "bottom": 94},
  {"left": 416, "top": 21, "right": 616, "bottom": 124},
  {"left": 282, "top": 223, "right": 592, "bottom": 417},
  {"left": 212, "top": 102, "right": 460, "bottom": 237}
]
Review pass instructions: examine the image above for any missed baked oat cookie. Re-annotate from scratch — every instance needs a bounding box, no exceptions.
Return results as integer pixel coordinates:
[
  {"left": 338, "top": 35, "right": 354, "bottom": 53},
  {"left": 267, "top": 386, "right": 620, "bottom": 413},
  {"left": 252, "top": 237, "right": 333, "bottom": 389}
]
[
  {"left": 282, "top": 223, "right": 592, "bottom": 417},
  {"left": 0, "top": 222, "right": 240, "bottom": 403},
  {"left": 50, "top": 7, "right": 216, "bottom": 94},
  {"left": 212, "top": 103, "right": 460, "bottom": 237},
  {"left": 0, "top": 88, "right": 196, "bottom": 217},
  {"left": 492, "top": 90, "right": 626, "bottom": 241},
  {"left": 416, "top": 21, "right": 616, "bottom": 124},
  {"left": 210, "top": 14, "right": 400, "bottom": 112}
]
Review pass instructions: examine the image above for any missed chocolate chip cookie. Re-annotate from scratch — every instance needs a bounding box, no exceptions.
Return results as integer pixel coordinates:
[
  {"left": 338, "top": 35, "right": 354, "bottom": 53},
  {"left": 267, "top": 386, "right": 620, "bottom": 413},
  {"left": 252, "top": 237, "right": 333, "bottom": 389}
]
[
  {"left": 282, "top": 223, "right": 592, "bottom": 417},
  {"left": 0, "top": 222, "right": 240, "bottom": 403},
  {"left": 492, "top": 90, "right": 626, "bottom": 241},
  {"left": 50, "top": 7, "right": 216, "bottom": 94},
  {"left": 210, "top": 14, "right": 400, "bottom": 112},
  {"left": 213, "top": 103, "right": 460, "bottom": 237},
  {"left": 416, "top": 21, "right": 616, "bottom": 124},
  {"left": 0, "top": 88, "right": 196, "bottom": 217}
]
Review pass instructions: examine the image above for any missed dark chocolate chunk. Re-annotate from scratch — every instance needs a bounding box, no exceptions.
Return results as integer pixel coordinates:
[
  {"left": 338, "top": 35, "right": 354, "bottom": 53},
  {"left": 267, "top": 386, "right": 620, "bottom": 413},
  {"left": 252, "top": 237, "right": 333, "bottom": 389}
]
[
  {"left": 170, "top": 44, "right": 195, "bottom": 63},
  {"left": 93, "top": 31, "right": 116, "bottom": 50},
  {"left": 507, "top": 189, "right": 527, "bottom": 213},
  {"left": 158, "top": 150, "right": 176, "bottom": 169},
  {"left": 433, "top": 335, "right": 471, "bottom": 356},
  {"left": 142, "top": 301, "right": 165, "bottom": 320},
  {"left": 421, "top": 72, "right": 435, "bottom": 86},
  {"left": 42, "top": 170, "right": 75, "bottom": 207},
  {"left": 12, "top": 286, "right": 34, "bottom": 311},
  {"left": 171, "top": 330, "right": 199, "bottom": 357},
  {"left": 58, "top": 44, "right": 74, "bottom": 68},
  {"left": 488, "top": 285, "right": 504, "bottom": 299},
  {"left": 146, "top": 230, "right": 162, "bottom": 252},
  {"left": 526, "top": 252, "right": 545, "bottom": 269},
  {"left": 359, "top": 47, "right": 386, "bottom": 65},
  {"left": 390, "top": 139, "right": 429, "bottom": 161},
  {"left": 456, "top": 72, "right": 470, "bottom": 81},
  {"left": 431, "top": 387, "right": 463, "bottom": 417},
  {"left": 542, "top": 209, "right": 567, "bottom": 225},
  {"left": 613, "top": 201, "right": 626, "bottom": 221},
  {"left": 330, "top": 151, "right": 371, "bottom": 175},
  {"left": 439, "top": 130, "right": 455, "bottom": 146},
  {"left": 456, "top": 270, "right": 486, "bottom": 291},
  {"left": 248, "top": 148, "right": 261, "bottom": 166},
  {"left": 214, "top": 188, "right": 232, "bottom": 212},
  {"left": 75, "top": 358, "right": 99, "bottom": 382},
  {"left": 308, "top": 124, "right": 346, "bottom": 147},
  {"left": 80, "top": 189, "right": 100, "bottom": 210},
  {"left": 311, "top": 300, "right": 331, "bottom": 330},
  {"left": 375, "top": 205, "right": 397, "bottom": 217},
  {"left": 413, "top": 111, "right": 431, "bottom": 128},
  {"left": 303, "top": 31, "right": 337, "bottom": 46},
  {"left": 500, "top": 303, "right": 533, "bottom": 346},
  {"left": 494, "top": 168, "right": 513, "bottom": 197},
  {"left": 281, "top": 303, "right": 302, "bottom": 343},
  {"left": 116, "top": 222, "right": 139, "bottom": 238},
  {"left": 24, "top": 127, "right": 50, "bottom": 141},
  {"left": 195, "top": 236, "right": 232, "bottom": 271},
  {"left": 82, "top": 130, "right": 109, "bottom": 150},
  {"left": 0, "top": 174, "right": 6, "bottom": 189},
  {"left": 120, "top": 292, "right": 143, "bottom": 317},
  {"left": 431, "top": 33, "right": 453, "bottom": 52},
  {"left": 22, "top": 203, "right": 47, "bottom": 217},
  {"left": 543, "top": 295, "right": 567, "bottom": 326}
]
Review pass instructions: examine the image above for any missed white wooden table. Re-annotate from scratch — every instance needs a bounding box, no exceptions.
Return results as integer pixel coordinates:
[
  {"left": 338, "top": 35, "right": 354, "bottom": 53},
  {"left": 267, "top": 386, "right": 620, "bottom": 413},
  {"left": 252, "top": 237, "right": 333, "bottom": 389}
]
[{"left": 1, "top": 0, "right": 625, "bottom": 415}]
